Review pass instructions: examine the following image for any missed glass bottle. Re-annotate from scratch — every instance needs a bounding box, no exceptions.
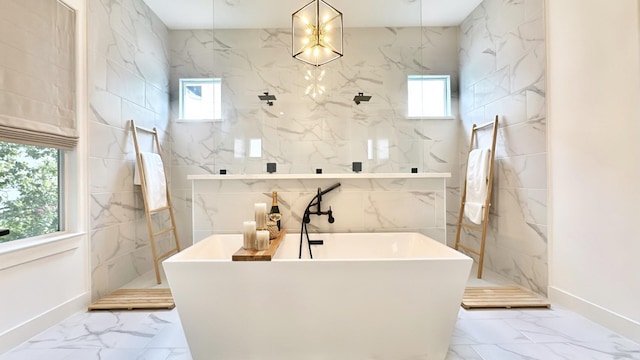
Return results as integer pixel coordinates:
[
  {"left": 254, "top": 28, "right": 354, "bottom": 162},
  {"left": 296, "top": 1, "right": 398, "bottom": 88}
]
[{"left": 269, "top": 191, "right": 281, "bottom": 230}]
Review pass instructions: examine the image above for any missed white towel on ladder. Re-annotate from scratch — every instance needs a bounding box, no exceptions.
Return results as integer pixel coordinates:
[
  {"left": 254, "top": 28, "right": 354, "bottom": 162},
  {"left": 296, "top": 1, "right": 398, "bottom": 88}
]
[
  {"left": 134, "top": 152, "right": 168, "bottom": 211},
  {"left": 464, "top": 148, "right": 491, "bottom": 224}
]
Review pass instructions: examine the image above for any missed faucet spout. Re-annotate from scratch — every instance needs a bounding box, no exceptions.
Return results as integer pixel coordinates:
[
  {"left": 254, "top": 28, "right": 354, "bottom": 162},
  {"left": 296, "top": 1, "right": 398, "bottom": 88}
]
[{"left": 320, "top": 182, "right": 341, "bottom": 196}]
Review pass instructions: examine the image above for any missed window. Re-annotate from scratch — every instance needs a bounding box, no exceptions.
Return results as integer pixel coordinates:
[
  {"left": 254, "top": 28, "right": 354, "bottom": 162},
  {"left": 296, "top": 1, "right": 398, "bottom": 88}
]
[
  {"left": 407, "top": 75, "right": 451, "bottom": 118},
  {"left": 0, "top": 142, "right": 62, "bottom": 243},
  {"left": 179, "top": 78, "right": 222, "bottom": 121}
]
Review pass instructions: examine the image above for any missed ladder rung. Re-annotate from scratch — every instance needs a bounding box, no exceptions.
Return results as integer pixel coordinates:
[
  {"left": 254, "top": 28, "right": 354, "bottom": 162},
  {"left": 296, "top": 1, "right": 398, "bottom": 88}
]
[
  {"left": 153, "top": 227, "right": 175, "bottom": 237},
  {"left": 149, "top": 206, "right": 170, "bottom": 214},
  {"left": 133, "top": 123, "right": 157, "bottom": 134},
  {"left": 157, "top": 248, "right": 178, "bottom": 261},
  {"left": 461, "top": 222, "right": 483, "bottom": 232},
  {"left": 457, "top": 243, "right": 481, "bottom": 255}
]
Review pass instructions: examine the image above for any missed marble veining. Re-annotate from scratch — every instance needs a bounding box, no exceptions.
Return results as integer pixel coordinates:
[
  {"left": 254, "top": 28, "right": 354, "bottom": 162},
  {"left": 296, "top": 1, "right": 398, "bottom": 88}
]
[
  {"left": 169, "top": 26, "right": 460, "bottom": 177},
  {"left": 169, "top": 26, "right": 461, "bottom": 243},
  {"left": 189, "top": 175, "right": 448, "bottom": 243},
  {"left": 459, "top": 0, "right": 547, "bottom": 295},
  {"left": 89, "top": 0, "right": 172, "bottom": 300},
  {"left": 2, "top": 304, "right": 638, "bottom": 360},
  {"left": 84, "top": 0, "right": 548, "bottom": 307}
]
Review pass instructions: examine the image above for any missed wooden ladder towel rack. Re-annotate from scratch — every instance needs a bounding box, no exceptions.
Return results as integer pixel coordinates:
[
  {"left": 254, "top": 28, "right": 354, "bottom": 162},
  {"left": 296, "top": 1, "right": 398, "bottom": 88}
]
[
  {"left": 130, "top": 120, "right": 181, "bottom": 284},
  {"left": 454, "top": 115, "right": 499, "bottom": 279}
]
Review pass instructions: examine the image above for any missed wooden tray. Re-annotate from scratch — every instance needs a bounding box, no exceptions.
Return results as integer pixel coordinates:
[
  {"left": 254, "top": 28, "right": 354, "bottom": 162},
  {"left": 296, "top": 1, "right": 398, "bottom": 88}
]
[
  {"left": 462, "top": 286, "right": 551, "bottom": 309},
  {"left": 232, "top": 230, "right": 286, "bottom": 261}
]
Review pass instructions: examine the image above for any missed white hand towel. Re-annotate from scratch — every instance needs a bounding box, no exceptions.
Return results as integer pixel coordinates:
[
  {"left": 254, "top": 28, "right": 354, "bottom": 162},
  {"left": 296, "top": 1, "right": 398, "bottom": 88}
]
[
  {"left": 464, "top": 148, "right": 491, "bottom": 224},
  {"left": 134, "top": 152, "right": 168, "bottom": 211}
]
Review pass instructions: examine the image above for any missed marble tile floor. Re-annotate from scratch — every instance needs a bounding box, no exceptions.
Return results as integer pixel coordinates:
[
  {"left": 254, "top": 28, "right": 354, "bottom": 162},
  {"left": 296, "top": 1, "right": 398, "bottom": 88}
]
[{"left": 2, "top": 266, "right": 639, "bottom": 360}]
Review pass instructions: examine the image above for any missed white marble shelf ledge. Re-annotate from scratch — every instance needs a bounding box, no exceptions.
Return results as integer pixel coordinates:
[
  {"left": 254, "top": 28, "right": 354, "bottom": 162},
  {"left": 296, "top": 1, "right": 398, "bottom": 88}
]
[{"left": 187, "top": 172, "right": 451, "bottom": 181}]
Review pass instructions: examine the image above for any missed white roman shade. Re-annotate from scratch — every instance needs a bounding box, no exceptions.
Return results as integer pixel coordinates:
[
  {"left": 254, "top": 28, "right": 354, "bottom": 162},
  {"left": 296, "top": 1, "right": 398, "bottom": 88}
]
[{"left": 0, "top": 0, "right": 78, "bottom": 150}]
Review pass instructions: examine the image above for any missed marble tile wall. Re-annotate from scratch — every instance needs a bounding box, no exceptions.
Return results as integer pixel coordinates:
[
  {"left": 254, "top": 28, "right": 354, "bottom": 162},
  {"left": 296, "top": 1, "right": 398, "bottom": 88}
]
[
  {"left": 82, "top": 0, "right": 547, "bottom": 297},
  {"left": 169, "top": 27, "right": 461, "bottom": 242},
  {"left": 88, "top": 0, "right": 171, "bottom": 300},
  {"left": 458, "top": 0, "right": 547, "bottom": 294},
  {"left": 191, "top": 177, "right": 448, "bottom": 244}
]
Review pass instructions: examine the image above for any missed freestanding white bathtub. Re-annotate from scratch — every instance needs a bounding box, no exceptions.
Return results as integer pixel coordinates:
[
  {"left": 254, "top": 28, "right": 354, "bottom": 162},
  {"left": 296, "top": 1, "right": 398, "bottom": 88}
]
[{"left": 163, "top": 232, "right": 472, "bottom": 360}]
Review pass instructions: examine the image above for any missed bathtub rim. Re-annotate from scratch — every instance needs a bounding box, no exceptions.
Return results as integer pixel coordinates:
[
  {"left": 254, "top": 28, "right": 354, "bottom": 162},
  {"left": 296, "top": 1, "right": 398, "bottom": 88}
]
[{"left": 164, "top": 231, "right": 472, "bottom": 263}]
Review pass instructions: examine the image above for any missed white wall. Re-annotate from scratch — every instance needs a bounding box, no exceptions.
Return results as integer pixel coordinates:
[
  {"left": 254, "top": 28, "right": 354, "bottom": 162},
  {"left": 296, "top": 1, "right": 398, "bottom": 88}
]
[
  {"left": 0, "top": 0, "right": 90, "bottom": 352},
  {"left": 547, "top": 0, "right": 640, "bottom": 343},
  {"left": 0, "top": 236, "right": 89, "bottom": 353}
]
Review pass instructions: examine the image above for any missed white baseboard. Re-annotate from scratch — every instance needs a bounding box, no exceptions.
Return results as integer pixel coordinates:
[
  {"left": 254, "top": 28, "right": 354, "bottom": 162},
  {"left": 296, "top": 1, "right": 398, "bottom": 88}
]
[
  {"left": 0, "top": 292, "right": 90, "bottom": 354},
  {"left": 548, "top": 286, "right": 640, "bottom": 344}
]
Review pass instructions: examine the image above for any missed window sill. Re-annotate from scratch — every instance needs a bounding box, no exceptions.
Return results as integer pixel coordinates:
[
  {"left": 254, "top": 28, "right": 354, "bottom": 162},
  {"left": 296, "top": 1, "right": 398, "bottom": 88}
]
[
  {"left": 0, "top": 232, "right": 87, "bottom": 270},
  {"left": 406, "top": 116, "right": 456, "bottom": 120},
  {"left": 176, "top": 118, "right": 223, "bottom": 123}
]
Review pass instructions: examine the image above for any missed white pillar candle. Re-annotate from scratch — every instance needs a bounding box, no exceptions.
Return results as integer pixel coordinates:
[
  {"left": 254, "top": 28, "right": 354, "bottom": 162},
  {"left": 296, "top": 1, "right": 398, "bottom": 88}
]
[
  {"left": 255, "top": 203, "right": 267, "bottom": 230},
  {"left": 243, "top": 221, "right": 257, "bottom": 250},
  {"left": 256, "top": 230, "right": 270, "bottom": 251}
]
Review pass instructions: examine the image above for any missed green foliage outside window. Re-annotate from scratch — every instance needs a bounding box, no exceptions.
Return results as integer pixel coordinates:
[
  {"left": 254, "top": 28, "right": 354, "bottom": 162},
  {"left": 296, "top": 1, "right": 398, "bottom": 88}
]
[{"left": 0, "top": 142, "right": 60, "bottom": 243}]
